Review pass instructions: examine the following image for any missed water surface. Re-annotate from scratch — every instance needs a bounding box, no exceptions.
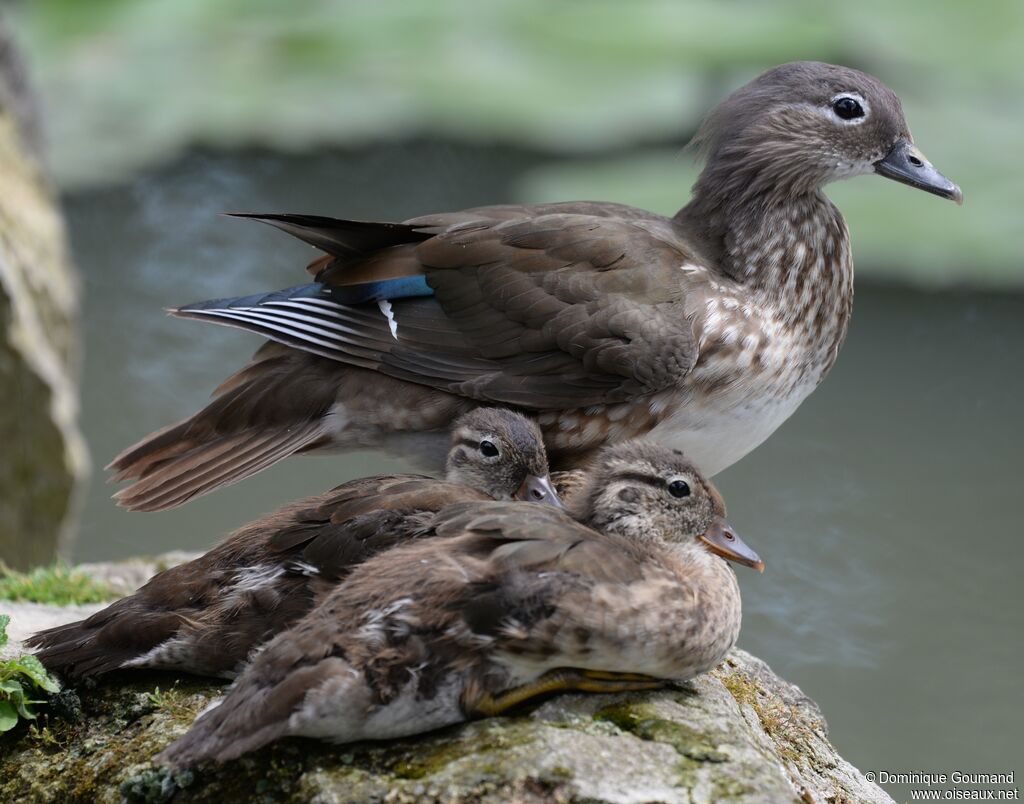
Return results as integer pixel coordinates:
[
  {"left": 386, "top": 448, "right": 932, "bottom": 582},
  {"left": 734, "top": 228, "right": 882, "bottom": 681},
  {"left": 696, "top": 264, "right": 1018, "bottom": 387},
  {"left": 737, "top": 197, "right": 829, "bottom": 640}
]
[{"left": 64, "top": 145, "right": 1024, "bottom": 798}]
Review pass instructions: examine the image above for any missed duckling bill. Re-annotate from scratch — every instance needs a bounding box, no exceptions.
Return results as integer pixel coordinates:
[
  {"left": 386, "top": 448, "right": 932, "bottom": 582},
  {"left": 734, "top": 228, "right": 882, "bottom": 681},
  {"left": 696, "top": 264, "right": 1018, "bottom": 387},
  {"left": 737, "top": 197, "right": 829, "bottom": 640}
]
[
  {"left": 157, "top": 441, "right": 763, "bottom": 768},
  {"left": 28, "top": 409, "right": 559, "bottom": 680}
]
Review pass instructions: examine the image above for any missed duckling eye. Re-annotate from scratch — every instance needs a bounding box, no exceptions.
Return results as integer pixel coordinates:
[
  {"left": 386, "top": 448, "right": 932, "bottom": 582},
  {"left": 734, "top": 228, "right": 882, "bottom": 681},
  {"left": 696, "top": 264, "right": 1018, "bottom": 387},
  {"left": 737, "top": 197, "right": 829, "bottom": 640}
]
[
  {"left": 667, "top": 480, "right": 691, "bottom": 498},
  {"left": 832, "top": 96, "right": 865, "bottom": 121},
  {"left": 479, "top": 440, "right": 500, "bottom": 458}
]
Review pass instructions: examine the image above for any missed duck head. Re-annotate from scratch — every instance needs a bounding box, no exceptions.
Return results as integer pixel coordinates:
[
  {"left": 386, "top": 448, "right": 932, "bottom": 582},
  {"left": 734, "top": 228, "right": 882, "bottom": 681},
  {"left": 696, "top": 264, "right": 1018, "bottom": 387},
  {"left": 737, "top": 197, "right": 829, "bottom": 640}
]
[
  {"left": 446, "top": 408, "right": 562, "bottom": 507},
  {"left": 573, "top": 440, "right": 764, "bottom": 572},
  {"left": 691, "top": 60, "right": 961, "bottom": 206}
]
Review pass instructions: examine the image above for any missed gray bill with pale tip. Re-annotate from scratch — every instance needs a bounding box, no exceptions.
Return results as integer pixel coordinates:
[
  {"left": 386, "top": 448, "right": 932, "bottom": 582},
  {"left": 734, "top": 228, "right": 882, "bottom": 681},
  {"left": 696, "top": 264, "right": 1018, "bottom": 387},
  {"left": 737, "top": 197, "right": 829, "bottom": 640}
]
[
  {"left": 875, "top": 138, "right": 963, "bottom": 205},
  {"left": 516, "top": 474, "right": 565, "bottom": 508},
  {"left": 699, "top": 516, "right": 764, "bottom": 572}
]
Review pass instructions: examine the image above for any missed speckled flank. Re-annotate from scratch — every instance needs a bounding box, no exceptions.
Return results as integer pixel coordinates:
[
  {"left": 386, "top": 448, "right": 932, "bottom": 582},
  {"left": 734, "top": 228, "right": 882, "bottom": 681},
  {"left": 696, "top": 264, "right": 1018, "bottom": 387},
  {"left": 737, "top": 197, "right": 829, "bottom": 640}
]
[
  {"left": 541, "top": 193, "right": 853, "bottom": 476},
  {"left": 294, "top": 673, "right": 466, "bottom": 742},
  {"left": 496, "top": 562, "right": 741, "bottom": 686}
]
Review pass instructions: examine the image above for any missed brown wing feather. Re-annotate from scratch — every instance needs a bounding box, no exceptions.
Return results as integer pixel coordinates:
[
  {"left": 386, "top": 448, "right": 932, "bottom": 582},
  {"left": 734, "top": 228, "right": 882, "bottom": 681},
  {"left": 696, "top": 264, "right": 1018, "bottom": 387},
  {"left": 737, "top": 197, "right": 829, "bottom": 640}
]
[
  {"left": 433, "top": 502, "right": 648, "bottom": 584},
  {"left": 265, "top": 476, "right": 491, "bottom": 579},
  {"left": 108, "top": 345, "right": 344, "bottom": 511},
  {"left": 361, "top": 214, "right": 696, "bottom": 408},
  {"left": 246, "top": 208, "right": 700, "bottom": 409},
  {"left": 425, "top": 501, "right": 651, "bottom": 642},
  {"left": 225, "top": 213, "right": 430, "bottom": 260},
  {"left": 114, "top": 204, "right": 700, "bottom": 509}
]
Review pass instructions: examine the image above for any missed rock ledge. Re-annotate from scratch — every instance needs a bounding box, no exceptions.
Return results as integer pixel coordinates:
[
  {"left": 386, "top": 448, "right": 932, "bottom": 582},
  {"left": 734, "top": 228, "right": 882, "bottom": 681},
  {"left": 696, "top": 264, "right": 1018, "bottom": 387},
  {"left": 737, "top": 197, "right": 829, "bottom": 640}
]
[{"left": 0, "top": 645, "right": 890, "bottom": 803}]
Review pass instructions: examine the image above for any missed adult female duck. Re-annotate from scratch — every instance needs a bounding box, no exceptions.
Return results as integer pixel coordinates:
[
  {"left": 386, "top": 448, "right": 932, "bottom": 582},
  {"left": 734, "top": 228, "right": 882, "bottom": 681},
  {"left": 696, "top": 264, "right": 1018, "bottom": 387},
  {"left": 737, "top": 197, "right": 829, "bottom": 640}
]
[{"left": 111, "top": 62, "right": 960, "bottom": 511}]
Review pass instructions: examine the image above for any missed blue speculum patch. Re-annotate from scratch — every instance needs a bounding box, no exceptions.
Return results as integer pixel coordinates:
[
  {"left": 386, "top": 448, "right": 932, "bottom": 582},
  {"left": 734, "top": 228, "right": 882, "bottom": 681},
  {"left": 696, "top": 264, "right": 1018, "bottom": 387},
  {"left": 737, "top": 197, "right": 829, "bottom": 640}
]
[{"left": 328, "top": 275, "right": 434, "bottom": 304}]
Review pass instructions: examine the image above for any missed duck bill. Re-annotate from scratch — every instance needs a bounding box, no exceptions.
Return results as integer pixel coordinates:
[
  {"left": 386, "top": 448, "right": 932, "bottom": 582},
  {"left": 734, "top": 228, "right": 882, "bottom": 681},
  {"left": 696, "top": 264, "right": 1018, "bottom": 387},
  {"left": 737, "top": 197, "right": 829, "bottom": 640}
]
[
  {"left": 515, "top": 474, "right": 565, "bottom": 508},
  {"left": 874, "top": 139, "right": 963, "bottom": 205},
  {"left": 699, "top": 516, "right": 764, "bottom": 572}
]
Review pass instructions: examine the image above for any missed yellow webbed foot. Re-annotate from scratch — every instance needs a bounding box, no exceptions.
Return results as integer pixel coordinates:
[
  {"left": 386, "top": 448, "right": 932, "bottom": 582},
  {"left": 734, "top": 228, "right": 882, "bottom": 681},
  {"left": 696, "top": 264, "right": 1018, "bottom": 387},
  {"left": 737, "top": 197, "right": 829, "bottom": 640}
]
[{"left": 465, "top": 667, "right": 667, "bottom": 717}]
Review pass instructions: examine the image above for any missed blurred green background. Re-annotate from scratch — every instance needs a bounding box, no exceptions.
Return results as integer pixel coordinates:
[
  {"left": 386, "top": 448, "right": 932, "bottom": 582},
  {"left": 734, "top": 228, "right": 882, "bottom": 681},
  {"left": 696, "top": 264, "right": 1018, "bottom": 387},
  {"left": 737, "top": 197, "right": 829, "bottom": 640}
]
[
  {"left": 12, "top": 0, "right": 1024, "bottom": 286},
  {"left": 3, "top": 1, "right": 1022, "bottom": 799}
]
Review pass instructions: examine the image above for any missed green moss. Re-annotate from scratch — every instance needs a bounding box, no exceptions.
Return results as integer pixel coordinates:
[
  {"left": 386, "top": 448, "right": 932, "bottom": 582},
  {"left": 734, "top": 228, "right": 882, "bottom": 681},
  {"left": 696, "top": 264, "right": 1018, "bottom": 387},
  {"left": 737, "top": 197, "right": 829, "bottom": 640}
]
[
  {"left": 594, "top": 702, "right": 729, "bottom": 763},
  {"left": 0, "top": 562, "right": 114, "bottom": 605},
  {"left": 119, "top": 767, "right": 194, "bottom": 804},
  {"left": 717, "top": 671, "right": 762, "bottom": 710},
  {"left": 142, "top": 685, "right": 199, "bottom": 723},
  {"left": 384, "top": 717, "right": 538, "bottom": 780},
  {"left": 0, "top": 674, "right": 222, "bottom": 803},
  {"left": 715, "top": 667, "right": 808, "bottom": 765},
  {"left": 0, "top": 661, "right": 847, "bottom": 801}
]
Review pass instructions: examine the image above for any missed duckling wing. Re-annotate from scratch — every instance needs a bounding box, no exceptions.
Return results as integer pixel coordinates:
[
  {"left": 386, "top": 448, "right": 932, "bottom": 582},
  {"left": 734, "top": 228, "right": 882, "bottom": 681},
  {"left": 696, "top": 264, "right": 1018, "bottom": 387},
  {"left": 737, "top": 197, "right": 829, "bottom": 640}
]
[
  {"left": 266, "top": 475, "right": 492, "bottom": 578},
  {"left": 433, "top": 502, "right": 650, "bottom": 640},
  {"left": 29, "top": 475, "right": 486, "bottom": 681},
  {"left": 434, "top": 501, "right": 647, "bottom": 582},
  {"left": 156, "top": 610, "right": 360, "bottom": 767}
]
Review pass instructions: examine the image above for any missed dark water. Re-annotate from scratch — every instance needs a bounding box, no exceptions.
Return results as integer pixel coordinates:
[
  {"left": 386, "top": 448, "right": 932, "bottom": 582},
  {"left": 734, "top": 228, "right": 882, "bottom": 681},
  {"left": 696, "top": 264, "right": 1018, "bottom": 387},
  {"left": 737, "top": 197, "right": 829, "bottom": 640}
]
[{"left": 64, "top": 145, "right": 1023, "bottom": 798}]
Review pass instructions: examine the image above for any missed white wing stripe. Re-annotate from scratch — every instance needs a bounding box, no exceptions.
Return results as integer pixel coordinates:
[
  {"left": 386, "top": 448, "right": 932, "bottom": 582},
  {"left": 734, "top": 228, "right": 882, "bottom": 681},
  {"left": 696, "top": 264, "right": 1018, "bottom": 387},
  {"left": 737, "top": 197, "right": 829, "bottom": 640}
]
[
  {"left": 183, "top": 309, "right": 354, "bottom": 355},
  {"left": 252, "top": 304, "right": 370, "bottom": 338}
]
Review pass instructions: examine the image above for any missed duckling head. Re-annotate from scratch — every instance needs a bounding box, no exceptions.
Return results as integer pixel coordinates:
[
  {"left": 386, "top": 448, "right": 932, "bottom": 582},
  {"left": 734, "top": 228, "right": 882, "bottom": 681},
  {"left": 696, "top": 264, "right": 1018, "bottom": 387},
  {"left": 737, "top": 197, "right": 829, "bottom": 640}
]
[
  {"left": 446, "top": 408, "right": 562, "bottom": 507},
  {"left": 573, "top": 440, "right": 764, "bottom": 571}
]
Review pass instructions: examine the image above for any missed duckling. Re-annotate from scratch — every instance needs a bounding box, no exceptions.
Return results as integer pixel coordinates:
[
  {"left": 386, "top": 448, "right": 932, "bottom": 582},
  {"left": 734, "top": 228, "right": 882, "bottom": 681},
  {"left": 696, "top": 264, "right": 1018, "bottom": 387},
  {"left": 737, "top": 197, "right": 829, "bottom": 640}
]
[
  {"left": 28, "top": 408, "right": 559, "bottom": 681},
  {"left": 156, "top": 441, "right": 762, "bottom": 767}
]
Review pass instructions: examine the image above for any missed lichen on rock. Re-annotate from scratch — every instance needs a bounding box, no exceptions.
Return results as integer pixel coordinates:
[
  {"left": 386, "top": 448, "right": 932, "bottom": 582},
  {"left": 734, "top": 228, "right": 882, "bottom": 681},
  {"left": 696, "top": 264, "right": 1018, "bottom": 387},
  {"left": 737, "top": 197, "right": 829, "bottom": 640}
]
[{"left": 0, "top": 648, "right": 892, "bottom": 803}]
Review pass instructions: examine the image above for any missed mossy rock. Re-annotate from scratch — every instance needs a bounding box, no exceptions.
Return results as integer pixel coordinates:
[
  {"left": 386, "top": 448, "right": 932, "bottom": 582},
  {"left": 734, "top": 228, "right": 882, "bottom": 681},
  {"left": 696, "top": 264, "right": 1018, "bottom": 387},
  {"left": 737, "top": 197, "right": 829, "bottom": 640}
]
[{"left": 0, "top": 649, "right": 892, "bottom": 803}]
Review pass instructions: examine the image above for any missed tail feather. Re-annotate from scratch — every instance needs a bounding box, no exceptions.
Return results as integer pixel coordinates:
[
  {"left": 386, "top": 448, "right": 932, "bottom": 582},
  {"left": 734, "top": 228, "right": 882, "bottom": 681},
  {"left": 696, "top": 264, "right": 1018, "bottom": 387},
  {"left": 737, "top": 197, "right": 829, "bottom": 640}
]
[
  {"left": 125, "top": 430, "right": 288, "bottom": 508},
  {"left": 113, "top": 422, "right": 327, "bottom": 512},
  {"left": 26, "top": 605, "right": 184, "bottom": 681},
  {"left": 225, "top": 213, "right": 430, "bottom": 261},
  {"left": 109, "top": 344, "right": 345, "bottom": 511},
  {"left": 156, "top": 660, "right": 347, "bottom": 767},
  {"left": 107, "top": 414, "right": 206, "bottom": 484}
]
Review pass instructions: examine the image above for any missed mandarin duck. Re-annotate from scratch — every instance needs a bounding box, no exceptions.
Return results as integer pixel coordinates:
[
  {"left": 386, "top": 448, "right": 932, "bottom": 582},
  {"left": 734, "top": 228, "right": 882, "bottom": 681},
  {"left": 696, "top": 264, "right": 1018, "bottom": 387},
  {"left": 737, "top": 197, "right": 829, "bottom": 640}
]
[{"left": 110, "top": 61, "right": 961, "bottom": 512}]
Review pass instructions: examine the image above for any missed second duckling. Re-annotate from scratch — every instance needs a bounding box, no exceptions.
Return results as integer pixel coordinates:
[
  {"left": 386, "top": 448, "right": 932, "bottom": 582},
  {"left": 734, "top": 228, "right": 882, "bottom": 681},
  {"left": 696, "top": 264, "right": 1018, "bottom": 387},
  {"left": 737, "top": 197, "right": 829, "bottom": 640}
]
[{"left": 29, "top": 408, "right": 559, "bottom": 680}]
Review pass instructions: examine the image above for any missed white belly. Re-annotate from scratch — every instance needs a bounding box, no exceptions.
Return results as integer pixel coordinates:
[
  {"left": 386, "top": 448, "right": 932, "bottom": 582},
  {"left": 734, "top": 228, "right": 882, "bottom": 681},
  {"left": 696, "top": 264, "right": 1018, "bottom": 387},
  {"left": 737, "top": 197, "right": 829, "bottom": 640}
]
[{"left": 648, "top": 381, "right": 815, "bottom": 476}]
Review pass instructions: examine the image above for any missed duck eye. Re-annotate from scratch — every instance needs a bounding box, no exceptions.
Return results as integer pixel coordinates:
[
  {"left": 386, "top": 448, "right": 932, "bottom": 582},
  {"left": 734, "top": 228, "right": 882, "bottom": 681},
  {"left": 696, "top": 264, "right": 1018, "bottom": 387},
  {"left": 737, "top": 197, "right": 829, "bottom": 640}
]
[
  {"left": 479, "top": 440, "right": 500, "bottom": 458},
  {"left": 667, "top": 480, "right": 691, "bottom": 498},
  {"left": 832, "top": 96, "right": 865, "bottom": 121}
]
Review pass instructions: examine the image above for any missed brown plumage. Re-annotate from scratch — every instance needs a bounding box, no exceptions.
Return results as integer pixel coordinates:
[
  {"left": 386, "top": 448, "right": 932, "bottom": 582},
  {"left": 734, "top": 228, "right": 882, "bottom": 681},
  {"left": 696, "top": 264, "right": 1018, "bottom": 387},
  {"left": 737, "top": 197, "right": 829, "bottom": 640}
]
[
  {"left": 29, "top": 409, "right": 559, "bottom": 680},
  {"left": 550, "top": 468, "right": 589, "bottom": 502},
  {"left": 156, "top": 441, "right": 764, "bottom": 768},
  {"left": 110, "top": 62, "right": 961, "bottom": 510}
]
